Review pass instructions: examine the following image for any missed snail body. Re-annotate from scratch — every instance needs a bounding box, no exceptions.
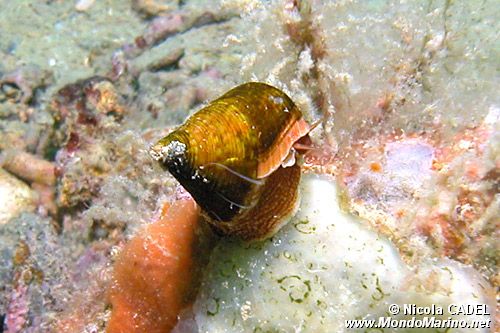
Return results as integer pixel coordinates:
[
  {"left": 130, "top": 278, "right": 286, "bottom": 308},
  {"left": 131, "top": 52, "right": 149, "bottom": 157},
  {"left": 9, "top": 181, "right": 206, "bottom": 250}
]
[{"left": 150, "top": 82, "right": 310, "bottom": 240}]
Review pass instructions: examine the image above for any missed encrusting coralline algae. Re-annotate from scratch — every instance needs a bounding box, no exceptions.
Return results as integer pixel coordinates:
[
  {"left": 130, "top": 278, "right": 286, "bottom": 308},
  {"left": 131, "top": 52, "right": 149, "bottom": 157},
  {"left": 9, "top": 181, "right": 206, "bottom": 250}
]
[{"left": 0, "top": 0, "right": 497, "bottom": 332}]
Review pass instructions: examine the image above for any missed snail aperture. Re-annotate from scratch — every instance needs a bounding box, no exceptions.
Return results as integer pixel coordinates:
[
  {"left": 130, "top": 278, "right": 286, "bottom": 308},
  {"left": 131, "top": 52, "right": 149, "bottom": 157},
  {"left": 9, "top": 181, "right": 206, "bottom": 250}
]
[{"left": 150, "top": 82, "right": 310, "bottom": 241}]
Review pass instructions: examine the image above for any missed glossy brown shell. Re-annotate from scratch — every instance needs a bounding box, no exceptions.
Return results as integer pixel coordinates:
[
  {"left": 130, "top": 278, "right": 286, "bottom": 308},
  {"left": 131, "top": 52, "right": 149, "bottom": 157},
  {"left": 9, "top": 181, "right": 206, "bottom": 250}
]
[{"left": 150, "top": 82, "right": 308, "bottom": 240}]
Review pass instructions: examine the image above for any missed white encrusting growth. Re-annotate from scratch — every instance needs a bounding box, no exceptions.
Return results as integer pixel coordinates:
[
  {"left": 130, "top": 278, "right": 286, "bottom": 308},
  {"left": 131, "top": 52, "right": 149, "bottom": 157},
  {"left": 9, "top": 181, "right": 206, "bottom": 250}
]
[
  {"left": 149, "top": 140, "right": 186, "bottom": 162},
  {"left": 177, "top": 174, "right": 494, "bottom": 333},
  {"left": 0, "top": 168, "right": 36, "bottom": 225}
]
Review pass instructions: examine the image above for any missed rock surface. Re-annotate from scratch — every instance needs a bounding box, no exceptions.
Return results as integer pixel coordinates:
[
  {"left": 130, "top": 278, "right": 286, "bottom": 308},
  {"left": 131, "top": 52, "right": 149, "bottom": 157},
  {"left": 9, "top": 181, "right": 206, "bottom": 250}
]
[
  {"left": 0, "top": 168, "right": 36, "bottom": 225},
  {"left": 0, "top": 0, "right": 497, "bottom": 332},
  {"left": 186, "top": 174, "right": 494, "bottom": 332}
]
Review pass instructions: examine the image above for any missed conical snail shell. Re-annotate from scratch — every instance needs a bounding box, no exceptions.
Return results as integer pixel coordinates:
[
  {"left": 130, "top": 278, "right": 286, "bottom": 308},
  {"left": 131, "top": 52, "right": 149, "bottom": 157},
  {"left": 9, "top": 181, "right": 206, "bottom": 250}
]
[{"left": 150, "top": 82, "right": 310, "bottom": 240}]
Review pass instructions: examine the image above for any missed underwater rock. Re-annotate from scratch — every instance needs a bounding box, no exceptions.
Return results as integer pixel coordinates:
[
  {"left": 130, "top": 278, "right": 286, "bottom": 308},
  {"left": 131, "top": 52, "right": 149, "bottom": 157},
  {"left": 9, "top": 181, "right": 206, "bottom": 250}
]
[
  {"left": 75, "top": 0, "right": 96, "bottom": 12},
  {"left": 51, "top": 76, "right": 125, "bottom": 127},
  {"left": 50, "top": 77, "right": 131, "bottom": 208},
  {"left": 4, "top": 283, "right": 29, "bottom": 333},
  {"left": 0, "top": 168, "right": 36, "bottom": 225},
  {"left": 0, "top": 102, "right": 55, "bottom": 155},
  {"left": 0, "top": 1, "right": 496, "bottom": 332},
  {"left": 0, "top": 149, "right": 58, "bottom": 217},
  {"left": 1, "top": 150, "right": 56, "bottom": 186},
  {"left": 31, "top": 182, "right": 57, "bottom": 217},
  {"left": 183, "top": 174, "right": 494, "bottom": 332},
  {"left": 128, "top": 47, "right": 184, "bottom": 76},
  {"left": 132, "top": 0, "right": 178, "bottom": 17},
  {"left": 340, "top": 120, "right": 499, "bottom": 279},
  {"left": 0, "top": 1, "right": 144, "bottom": 92},
  {"left": 0, "top": 213, "right": 70, "bottom": 332},
  {"left": 0, "top": 65, "right": 52, "bottom": 104}
]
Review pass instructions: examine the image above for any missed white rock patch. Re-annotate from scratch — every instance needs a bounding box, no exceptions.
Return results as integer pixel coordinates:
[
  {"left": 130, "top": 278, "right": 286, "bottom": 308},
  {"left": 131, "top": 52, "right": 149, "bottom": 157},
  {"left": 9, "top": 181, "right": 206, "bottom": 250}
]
[
  {"left": 184, "top": 174, "right": 493, "bottom": 333},
  {"left": 0, "top": 168, "right": 36, "bottom": 225}
]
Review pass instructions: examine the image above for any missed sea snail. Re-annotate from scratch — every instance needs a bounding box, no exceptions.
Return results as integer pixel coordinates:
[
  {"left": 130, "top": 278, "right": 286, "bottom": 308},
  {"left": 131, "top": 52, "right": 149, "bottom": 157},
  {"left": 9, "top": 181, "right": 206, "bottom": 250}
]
[{"left": 150, "top": 82, "right": 312, "bottom": 241}]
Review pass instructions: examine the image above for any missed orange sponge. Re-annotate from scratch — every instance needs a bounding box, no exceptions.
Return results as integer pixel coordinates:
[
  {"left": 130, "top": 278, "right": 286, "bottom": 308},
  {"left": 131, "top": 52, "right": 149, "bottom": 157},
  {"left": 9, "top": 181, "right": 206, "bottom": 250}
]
[{"left": 106, "top": 198, "right": 200, "bottom": 333}]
